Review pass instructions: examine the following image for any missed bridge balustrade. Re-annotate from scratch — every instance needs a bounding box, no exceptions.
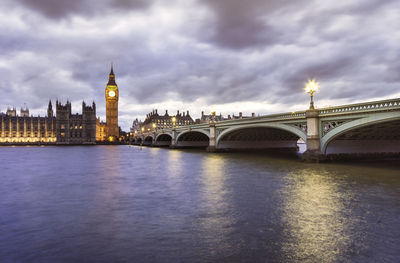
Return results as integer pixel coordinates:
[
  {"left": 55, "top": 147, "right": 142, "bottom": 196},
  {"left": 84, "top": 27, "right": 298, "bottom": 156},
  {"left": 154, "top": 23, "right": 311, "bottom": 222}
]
[{"left": 133, "top": 98, "right": 400, "bottom": 162}]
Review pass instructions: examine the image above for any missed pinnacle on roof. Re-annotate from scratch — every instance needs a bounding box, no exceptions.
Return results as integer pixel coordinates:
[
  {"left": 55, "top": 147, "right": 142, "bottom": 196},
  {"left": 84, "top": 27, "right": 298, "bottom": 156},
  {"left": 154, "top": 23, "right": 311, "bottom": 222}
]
[
  {"left": 110, "top": 63, "right": 114, "bottom": 76},
  {"left": 107, "top": 63, "right": 117, "bottom": 86}
]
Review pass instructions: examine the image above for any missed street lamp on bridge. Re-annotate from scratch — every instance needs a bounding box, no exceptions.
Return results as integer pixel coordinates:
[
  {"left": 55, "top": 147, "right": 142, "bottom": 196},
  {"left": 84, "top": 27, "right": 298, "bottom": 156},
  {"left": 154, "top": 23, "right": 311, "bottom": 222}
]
[
  {"left": 305, "top": 79, "right": 319, "bottom": 109},
  {"left": 211, "top": 111, "right": 216, "bottom": 123}
]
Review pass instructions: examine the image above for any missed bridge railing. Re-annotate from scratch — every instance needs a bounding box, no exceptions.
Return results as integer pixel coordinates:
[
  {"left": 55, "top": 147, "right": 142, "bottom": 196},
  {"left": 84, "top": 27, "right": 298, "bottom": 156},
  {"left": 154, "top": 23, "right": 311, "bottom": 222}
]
[
  {"left": 135, "top": 98, "right": 400, "bottom": 138},
  {"left": 210, "top": 111, "right": 307, "bottom": 127},
  {"left": 318, "top": 98, "right": 400, "bottom": 116}
]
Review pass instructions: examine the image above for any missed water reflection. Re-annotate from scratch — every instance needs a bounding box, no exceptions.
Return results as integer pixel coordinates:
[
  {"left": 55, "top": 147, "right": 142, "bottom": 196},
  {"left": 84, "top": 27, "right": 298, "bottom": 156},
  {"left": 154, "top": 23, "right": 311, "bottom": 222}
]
[
  {"left": 103, "top": 146, "right": 121, "bottom": 177},
  {"left": 198, "top": 155, "right": 234, "bottom": 257},
  {"left": 1, "top": 147, "right": 399, "bottom": 262},
  {"left": 281, "top": 168, "right": 352, "bottom": 262},
  {"left": 165, "top": 150, "right": 183, "bottom": 191}
]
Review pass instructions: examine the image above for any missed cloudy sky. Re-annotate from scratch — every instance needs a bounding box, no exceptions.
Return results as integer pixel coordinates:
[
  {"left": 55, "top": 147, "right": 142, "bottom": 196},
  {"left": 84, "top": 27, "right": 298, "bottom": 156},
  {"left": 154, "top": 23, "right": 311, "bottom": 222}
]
[{"left": 0, "top": 0, "right": 399, "bottom": 130}]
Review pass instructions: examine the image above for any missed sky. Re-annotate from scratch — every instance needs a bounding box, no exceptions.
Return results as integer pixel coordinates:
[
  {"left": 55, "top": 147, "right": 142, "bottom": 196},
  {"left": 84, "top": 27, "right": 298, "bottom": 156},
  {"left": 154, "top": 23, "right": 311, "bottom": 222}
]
[{"left": 0, "top": 0, "right": 399, "bottom": 130}]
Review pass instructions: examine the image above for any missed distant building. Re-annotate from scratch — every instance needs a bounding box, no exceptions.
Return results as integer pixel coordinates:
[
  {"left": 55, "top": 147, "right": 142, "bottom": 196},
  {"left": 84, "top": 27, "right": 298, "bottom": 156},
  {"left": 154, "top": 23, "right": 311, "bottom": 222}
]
[
  {"left": 198, "top": 111, "right": 256, "bottom": 123},
  {"left": 141, "top": 109, "right": 194, "bottom": 132},
  {"left": 198, "top": 111, "right": 225, "bottom": 123},
  {"left": 130, "top": 118, "right": 142, "bottom": 134},
  {"left": 56, "top": 100, "right": 97, "bottom": 144},
  {"left": 0, "top": 101, "right": 56, "bottom": 143}
]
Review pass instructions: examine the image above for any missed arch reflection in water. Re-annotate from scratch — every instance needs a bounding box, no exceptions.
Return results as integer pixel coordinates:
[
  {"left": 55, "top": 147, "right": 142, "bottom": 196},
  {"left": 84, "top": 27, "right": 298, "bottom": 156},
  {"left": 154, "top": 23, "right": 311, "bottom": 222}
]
[{"left": 281, "top": 168, "right": 352, "bottom": 262}]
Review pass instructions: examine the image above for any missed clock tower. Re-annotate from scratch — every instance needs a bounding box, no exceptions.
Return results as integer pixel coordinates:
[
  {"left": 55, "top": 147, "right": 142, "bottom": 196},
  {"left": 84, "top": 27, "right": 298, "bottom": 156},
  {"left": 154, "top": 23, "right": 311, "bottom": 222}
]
[{"left": 105, "top": 64, "right": 119, "bottom": 141}]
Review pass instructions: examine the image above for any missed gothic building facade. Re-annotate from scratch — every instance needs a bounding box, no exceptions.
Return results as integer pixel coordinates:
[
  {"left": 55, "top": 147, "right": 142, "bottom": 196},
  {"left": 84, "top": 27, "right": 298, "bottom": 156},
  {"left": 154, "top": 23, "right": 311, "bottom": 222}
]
[
  {"left": 56, "top": 101, "right": 97, "bottom": 144},
  {"left": 0, "top": 102, "right": 56, "bottom": 143}
]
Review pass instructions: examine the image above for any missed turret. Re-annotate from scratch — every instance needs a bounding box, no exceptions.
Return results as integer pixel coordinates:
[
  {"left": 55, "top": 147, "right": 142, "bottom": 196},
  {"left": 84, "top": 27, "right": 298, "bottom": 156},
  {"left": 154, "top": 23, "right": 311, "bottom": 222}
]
[{"left": 47, "top": 100, "right": 53, "bottom": 117}]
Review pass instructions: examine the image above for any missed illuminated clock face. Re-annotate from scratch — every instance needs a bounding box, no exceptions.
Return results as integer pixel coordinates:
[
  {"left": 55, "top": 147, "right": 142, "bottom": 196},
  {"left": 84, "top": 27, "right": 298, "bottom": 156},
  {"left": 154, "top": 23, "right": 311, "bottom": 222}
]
[{"left": 108, "top": 90, "right": 116, "bottom": 97}]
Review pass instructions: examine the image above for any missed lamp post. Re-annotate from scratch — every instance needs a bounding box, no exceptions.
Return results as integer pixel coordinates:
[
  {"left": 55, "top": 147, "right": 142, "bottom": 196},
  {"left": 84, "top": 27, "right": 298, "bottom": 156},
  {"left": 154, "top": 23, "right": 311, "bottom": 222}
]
[
  {"left": 302, "top": 79, "right": 325, "bottom": 162},
  {"left": 211, "top": 111, "right": 216, "bottom": 124},
  {"left": 305, "top": 79, "right": 319, "bottom": 110}
]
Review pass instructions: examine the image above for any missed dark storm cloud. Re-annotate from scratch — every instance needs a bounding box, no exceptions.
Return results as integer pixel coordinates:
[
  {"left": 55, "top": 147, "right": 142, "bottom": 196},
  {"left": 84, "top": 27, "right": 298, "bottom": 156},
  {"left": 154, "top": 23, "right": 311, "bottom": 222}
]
[
  {"left": 16, "top": 0, "right": 151, "bottom": 19},
  {"left": 200, "top": 0, "right": 306, "bottom": 49},
  {"left": 0, "top": 0, "right": 399, "bottom": 129}
]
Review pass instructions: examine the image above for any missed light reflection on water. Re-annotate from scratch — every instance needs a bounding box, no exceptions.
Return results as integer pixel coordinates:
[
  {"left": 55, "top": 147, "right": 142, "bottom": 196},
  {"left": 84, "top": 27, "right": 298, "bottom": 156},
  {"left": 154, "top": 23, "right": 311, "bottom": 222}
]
[
  {"left": 198, "top": 155, "right": 234, "bottom": 258},
  {"left": 0, "top": 146, "right": 399, "bottom": 262},
  {"left": 282, "top": 168, "right": 352, "bottom": 262}
]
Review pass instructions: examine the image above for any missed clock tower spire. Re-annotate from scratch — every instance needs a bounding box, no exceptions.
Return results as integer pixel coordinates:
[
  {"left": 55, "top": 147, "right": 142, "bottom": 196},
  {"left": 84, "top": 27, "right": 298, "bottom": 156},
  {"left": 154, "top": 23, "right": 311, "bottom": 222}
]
[{"left": 105, "top": 63, "right": 119, "bottom": 141}]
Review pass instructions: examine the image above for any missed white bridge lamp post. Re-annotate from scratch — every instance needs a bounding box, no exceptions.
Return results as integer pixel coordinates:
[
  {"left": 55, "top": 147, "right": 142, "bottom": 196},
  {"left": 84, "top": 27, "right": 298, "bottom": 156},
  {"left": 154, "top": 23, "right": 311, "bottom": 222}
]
[{"left": 305, "top": 79, "right": 320, "bottom": 109}]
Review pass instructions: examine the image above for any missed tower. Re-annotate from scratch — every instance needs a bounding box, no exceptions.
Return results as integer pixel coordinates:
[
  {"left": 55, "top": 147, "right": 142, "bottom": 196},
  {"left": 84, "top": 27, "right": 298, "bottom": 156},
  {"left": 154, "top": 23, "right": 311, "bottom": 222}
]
[
  {"left": 105, "top": 64, "right": 119, "bottom": 140},
  {"left": 47, "top": 100, "right": 53, "bottom": 118}
]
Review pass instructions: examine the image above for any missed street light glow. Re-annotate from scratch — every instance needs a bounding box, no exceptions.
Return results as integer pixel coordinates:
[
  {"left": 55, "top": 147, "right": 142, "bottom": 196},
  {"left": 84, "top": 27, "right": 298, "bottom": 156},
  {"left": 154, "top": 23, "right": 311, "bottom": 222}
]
[
  {"left": 305, "top": 79, "right": 319, "bottom": 95},
  {"left": 305, "top": 79, "right": 320, "bottom": 110}
]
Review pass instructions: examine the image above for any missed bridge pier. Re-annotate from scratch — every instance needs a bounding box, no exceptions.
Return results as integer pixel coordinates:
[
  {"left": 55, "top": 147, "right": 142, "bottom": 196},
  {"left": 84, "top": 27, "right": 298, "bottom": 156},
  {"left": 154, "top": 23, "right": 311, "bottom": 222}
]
[
  {"left": 206, "top": 123, "right": 217, "bottom": 152},
  {"left": 302, "top": 109, "right": 326, "bottom": 162},
  {"left": 169, "top": 129, "right": 178, "bottom": 149}
]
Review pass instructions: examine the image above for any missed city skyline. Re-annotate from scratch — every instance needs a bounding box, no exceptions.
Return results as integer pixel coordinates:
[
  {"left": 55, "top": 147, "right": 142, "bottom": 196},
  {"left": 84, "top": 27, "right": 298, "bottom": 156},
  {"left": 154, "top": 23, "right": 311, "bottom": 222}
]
[{"left": 1, "top": 0, "right": 399, "bottom": 130}]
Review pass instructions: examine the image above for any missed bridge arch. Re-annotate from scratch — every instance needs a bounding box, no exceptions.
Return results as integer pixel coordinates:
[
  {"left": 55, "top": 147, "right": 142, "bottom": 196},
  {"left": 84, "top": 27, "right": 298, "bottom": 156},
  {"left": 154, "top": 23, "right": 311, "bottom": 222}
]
[
  {"left": 155, "top": 133, "right": 172, "bottom": 142},
  {"left": 143, "top": 135, "right": 154, "bottom": 146},
  {"left": 321, "top": 112, "right": 400, "bottom": 154},
  {"left": 176, "top": 129, "right": 210, "bottom": 142},
  {"left": 216, "top": 123, "right": 307, "bottom": 148},
  {"left": 154, "top": 133, "right": 173, "bottom": 147},
  {"left": 175, "top": 129, "right": 210, "bottom": 148}
]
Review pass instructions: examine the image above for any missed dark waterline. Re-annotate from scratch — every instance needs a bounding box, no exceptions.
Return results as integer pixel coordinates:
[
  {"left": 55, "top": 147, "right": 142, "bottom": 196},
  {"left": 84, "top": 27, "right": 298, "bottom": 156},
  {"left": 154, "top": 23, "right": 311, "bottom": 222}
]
[{"left": 0, "top": 146, "right": 399, "bottom": 262}]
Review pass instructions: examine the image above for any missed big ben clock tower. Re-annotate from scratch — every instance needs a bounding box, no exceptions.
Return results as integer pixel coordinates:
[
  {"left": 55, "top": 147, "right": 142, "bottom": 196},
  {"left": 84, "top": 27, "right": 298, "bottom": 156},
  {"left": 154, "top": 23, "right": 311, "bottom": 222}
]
[{"left": 105, "top": 64, "right": 119, "bottom": 141}]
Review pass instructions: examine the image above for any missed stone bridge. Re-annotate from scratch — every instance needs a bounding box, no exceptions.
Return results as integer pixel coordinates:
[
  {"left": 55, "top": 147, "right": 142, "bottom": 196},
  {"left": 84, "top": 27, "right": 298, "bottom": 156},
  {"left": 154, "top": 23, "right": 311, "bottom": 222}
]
[{"left": 132, "top": 98, "right": 400, "bottom": 161}]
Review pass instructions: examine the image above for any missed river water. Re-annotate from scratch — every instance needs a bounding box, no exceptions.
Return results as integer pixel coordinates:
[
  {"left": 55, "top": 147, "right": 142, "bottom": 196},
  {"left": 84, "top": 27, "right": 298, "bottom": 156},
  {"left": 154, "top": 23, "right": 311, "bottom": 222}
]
[{"left": 0, "top": 146, "right": 399, "bottom": 263}]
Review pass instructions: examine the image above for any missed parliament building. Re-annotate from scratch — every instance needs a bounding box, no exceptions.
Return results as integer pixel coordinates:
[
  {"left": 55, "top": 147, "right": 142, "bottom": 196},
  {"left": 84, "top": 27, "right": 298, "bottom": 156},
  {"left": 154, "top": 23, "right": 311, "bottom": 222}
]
[
  {"left": 1, "top": 65, "right": 120, "bottom": 144},
  {"left": 0, "top": 102, "right": 56, "bottom": 143},
  {"left": 0, "top": 100, "right": 97, "bottom": 144},
  {"left": 56, "top": 100, "right": 97, "bottom": 144}
]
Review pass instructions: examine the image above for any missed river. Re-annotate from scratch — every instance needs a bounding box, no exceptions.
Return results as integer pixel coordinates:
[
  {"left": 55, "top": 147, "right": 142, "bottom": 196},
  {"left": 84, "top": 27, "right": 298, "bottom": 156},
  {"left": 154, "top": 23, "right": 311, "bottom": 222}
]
[{"left": 0, "top": 146, "right": 399, "bottom": 262}]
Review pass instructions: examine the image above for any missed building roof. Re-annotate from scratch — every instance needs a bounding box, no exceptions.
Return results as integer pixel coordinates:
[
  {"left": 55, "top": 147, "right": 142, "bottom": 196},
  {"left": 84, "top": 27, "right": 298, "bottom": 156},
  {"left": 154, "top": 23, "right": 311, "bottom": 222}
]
[{"left": 107, "top": 64, "right": 117, "bottom": 86}]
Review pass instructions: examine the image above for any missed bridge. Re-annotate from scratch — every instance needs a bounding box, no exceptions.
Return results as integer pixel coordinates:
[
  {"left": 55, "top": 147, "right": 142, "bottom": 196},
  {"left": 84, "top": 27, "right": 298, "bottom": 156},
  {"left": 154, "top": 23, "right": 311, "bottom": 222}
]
[{"left": 132, "top": 98, "right": 400, "bottom": 161}]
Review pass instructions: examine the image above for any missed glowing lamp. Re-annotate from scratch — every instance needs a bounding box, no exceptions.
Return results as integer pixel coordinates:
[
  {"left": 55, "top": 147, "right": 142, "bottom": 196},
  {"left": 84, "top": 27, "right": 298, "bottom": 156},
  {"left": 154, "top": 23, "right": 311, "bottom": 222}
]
[
  {"left": 305, "top": 79, "right": 320, "bottom": 109},
  {"left": 211, "top": 111, "right": 216, "bottom": 123}
]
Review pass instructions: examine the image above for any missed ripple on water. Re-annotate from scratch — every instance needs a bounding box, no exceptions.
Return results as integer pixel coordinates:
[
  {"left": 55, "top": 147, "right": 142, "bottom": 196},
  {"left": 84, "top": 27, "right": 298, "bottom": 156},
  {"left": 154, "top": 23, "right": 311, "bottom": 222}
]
[{"left": 0, "top": 146, "right": 399, "bottom": 262}]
